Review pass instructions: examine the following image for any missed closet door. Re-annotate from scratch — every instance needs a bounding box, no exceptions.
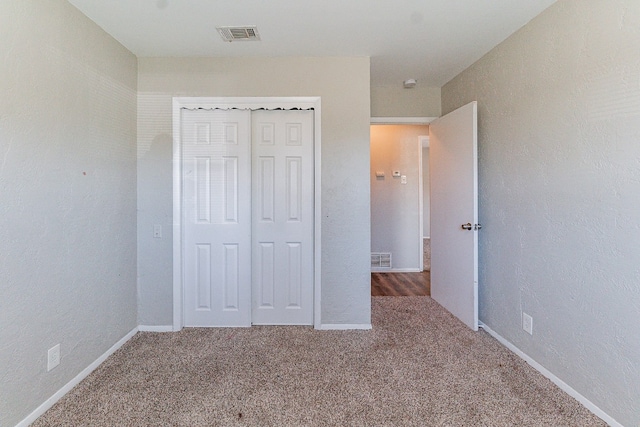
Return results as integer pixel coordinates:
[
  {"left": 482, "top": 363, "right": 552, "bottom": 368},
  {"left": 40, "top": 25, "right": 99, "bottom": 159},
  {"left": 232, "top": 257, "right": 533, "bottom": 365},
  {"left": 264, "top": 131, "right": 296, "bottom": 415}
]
[
  {"left": 251, "top": 110, "right": 314, "bottom": 325},
  {"left": 182, "top": 109, "right": 252, "bottom": 327}
]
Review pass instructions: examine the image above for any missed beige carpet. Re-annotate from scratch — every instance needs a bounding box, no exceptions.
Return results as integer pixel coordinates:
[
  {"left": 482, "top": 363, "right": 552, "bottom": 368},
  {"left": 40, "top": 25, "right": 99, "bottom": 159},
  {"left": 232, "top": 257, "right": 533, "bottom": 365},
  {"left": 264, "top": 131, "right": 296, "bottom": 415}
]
[
  {"left": 33, "top": 297, "right": 604, "bottom": 426},
  {"left": 423, "top": 238, "right": 431, "bottom": 271}
]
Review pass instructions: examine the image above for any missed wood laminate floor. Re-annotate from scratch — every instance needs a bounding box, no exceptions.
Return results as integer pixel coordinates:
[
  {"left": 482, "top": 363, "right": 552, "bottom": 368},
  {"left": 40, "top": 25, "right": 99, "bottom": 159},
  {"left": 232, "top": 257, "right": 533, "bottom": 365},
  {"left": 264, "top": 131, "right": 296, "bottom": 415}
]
[{"left": 371, "top": 271, "right": 430, "bottom": 296}]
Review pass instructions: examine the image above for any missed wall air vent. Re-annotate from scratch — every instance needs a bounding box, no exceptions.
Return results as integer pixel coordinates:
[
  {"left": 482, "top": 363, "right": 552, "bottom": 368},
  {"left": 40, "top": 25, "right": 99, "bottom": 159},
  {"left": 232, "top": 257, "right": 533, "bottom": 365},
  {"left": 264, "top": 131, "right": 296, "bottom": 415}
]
[
  {"left": 217, "top": 26, "right": 261, "bottom": 42},
  {"left": 371, "top": 252, "right": 392, "bottom": 269}
]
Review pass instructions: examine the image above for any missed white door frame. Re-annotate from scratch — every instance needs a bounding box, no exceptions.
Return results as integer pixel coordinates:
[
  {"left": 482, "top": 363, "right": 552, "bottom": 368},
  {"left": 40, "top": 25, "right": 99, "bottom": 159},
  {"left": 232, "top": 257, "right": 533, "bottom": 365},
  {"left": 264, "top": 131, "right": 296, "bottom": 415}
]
[
  {"left": 173, "top": 97, "right": 322, "bottom": 331},
  {"left": 418, "top": 135, "right": 429, "bottom": 272}
]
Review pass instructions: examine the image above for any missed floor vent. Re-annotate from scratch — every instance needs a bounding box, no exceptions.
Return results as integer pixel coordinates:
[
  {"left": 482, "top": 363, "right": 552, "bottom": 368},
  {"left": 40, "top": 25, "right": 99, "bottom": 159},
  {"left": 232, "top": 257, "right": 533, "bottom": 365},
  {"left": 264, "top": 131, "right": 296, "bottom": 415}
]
[
  {"left": 216, "top": 26, "right": 261, "bottom": 42},
  {"left": 371, "top": 252, "right": 392, "bottom": 269}
]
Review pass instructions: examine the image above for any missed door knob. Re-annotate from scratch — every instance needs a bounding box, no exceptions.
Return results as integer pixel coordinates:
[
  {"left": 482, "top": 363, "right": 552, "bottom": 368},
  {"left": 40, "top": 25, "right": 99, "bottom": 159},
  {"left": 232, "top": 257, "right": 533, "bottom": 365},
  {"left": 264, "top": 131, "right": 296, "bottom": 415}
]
[{"left": 461, "top": 223, "right": 481, "bottom": 231}]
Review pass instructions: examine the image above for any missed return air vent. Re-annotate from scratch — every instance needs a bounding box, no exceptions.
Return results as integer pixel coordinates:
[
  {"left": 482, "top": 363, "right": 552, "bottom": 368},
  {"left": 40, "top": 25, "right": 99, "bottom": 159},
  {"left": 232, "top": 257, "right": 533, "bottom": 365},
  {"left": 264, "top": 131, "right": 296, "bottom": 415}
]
[
  {"left": 371, "top": 252, "right": 392, "bottom": 269},
  {"left": 217, "top": 26, "right": 261, "bottom": 42}
]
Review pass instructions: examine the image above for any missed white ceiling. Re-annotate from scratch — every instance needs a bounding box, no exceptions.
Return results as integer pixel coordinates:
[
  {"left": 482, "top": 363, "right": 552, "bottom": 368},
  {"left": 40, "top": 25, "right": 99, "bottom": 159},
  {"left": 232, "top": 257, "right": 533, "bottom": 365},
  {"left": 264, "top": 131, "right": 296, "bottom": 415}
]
[{"left": 67, "top": 0, "right": 556, "bottom": 87}]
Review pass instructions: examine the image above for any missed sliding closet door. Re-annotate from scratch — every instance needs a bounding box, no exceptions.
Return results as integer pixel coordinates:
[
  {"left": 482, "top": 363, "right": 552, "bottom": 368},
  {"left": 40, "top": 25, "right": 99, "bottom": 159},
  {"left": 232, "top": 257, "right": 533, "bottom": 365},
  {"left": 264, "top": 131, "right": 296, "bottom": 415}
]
[
  {"left": 251, "top": 110, "right": 314, "bottom": 325},
  {"left": 182, "top": 109, "right": 252, "bottom": 327}
]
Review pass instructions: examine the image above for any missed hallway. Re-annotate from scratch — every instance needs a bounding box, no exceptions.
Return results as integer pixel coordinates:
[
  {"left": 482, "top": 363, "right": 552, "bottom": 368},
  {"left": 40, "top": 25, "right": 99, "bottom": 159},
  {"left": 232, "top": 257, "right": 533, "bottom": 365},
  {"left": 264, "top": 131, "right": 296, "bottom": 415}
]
[{"left": 371, "top": 271, "right": 430, "bottom": 296}]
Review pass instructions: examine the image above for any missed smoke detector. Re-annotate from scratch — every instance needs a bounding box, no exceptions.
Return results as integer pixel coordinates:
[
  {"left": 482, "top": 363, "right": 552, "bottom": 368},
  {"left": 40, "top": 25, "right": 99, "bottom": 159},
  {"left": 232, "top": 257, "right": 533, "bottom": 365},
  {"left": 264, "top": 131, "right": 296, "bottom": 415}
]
[
  {"left": 216, "top": 26, "right": 261, "bottom": 42},
  {"left": 403, "top": 79, "right": 417, "bottom": 89}
]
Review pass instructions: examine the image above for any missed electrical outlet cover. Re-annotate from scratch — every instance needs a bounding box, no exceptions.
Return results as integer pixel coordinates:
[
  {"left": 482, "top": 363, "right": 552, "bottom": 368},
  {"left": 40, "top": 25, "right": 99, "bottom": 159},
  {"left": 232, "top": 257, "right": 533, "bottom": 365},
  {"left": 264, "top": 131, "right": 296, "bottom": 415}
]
[{"left": 48, "top": 344, "right": 60, "bottom": 371}]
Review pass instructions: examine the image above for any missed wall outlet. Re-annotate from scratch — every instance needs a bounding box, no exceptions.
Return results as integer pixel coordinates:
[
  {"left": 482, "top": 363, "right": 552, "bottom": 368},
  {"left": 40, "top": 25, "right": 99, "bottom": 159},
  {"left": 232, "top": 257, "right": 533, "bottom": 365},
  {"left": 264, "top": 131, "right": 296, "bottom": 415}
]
[
  {"left": 522, "top": 312, "right": 533, "bottom": 335},
  {"left": 47, "top": 344, "right": 60, "bottom": 371}
]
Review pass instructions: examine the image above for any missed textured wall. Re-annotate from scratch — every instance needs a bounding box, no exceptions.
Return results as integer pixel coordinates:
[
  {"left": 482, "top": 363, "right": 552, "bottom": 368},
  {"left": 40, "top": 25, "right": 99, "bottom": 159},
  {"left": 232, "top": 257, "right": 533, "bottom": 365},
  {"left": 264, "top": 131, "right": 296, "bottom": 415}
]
[
  {"left": 137, "top": 57, "right": 371, "bottom": 326},
  {"left": 0, "top": 1, "right": 138, "bottom": 425},
  {"left": 422, "top": 148, "right": 430, "bottom": 237},
  {"left": 370, "top": 125, "right": 428, "bottom": 270},
  {"left": 371, "top": 85, "right": 441, "bottom": 118},
  {"left": 442, "top": 1, "right": 640, "bottom": 424}
]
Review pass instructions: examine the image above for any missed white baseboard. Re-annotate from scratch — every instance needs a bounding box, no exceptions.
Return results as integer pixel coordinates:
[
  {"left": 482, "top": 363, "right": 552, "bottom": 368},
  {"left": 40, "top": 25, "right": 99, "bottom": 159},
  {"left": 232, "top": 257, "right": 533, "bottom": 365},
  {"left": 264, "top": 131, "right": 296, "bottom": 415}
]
[
  {"left": 318, "top": 324, "right": 372, "bottom": 330},
  {"left": 371, "top": 268, "right": 421, "bottom": 273},
  {"left": 138, "top": 325, "right": 173, "bottom": 332},
  {"left": 16, "top": 327, "right": 138, "bottom": 427},
  {"left": 478, "top": 322, "right": 622, "bottom": 427}
]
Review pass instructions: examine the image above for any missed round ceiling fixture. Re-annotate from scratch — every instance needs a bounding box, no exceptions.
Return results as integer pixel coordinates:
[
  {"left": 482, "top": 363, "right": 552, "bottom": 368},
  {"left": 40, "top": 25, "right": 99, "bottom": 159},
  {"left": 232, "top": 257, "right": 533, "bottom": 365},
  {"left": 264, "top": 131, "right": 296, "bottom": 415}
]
[{"left": 403, "top": 79, "right": 417, "bottom": 89}]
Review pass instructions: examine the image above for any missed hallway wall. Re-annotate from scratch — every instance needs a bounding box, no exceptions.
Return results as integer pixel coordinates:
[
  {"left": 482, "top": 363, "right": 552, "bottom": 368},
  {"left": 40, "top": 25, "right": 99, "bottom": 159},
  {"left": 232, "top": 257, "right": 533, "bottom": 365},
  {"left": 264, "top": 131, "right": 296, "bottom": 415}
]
[{"left": 370, "top": 125, "right": 428, "bottom": 271}]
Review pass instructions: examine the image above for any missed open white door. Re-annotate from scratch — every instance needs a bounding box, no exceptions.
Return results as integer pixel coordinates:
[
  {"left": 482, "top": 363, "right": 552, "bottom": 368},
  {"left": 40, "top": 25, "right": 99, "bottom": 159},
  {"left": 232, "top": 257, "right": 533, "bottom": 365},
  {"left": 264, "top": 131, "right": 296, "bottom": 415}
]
[{"left": 429, "top": 101, "right": 478, "bottom": 331}]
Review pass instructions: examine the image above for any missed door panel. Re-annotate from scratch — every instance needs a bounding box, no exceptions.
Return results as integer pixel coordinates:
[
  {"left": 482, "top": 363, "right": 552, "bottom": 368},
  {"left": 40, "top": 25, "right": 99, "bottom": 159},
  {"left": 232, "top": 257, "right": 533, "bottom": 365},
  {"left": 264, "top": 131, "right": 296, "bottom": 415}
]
[
  {"left": 252, "top": 110, "right": 314, "bottom": 325},
  {"left": 182, "top": 109, "right": 252, "bottom": 327},
  {"left": 430, "top": 101, "right": 478, "bottom": 331}
]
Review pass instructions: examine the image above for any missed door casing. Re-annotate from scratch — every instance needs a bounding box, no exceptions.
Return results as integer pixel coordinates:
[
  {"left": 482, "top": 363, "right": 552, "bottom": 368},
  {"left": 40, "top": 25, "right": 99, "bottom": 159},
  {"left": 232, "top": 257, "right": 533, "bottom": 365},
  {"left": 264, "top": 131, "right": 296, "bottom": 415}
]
[{"left": 172, "top": 97, "right": 322, "bottom": 330}]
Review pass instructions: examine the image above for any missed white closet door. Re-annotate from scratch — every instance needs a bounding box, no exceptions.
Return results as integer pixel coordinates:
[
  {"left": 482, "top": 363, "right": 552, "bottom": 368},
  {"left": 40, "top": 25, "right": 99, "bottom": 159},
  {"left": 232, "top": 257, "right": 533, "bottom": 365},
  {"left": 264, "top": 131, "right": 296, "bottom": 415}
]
[
  {"left": 251, "top": 110, "right": 314, "bottom": 325},
  {"left": 182, "top": 109, "right": 252, "bottom": 327}
]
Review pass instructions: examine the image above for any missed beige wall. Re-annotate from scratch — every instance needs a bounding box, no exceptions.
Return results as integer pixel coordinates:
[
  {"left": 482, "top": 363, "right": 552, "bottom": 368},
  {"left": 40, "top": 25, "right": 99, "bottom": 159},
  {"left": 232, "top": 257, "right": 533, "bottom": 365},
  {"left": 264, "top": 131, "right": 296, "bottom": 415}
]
[
  {"left": 442, "top": 1, "right": 640, "bottom": 425},
  {"left": 371, "top": 85, "right": 441, "bottom": 117},
  {"left": 137, "top": 57, "right": 372, "bottom": 326},
  {"left": 370, "top": 125, "right": 428, "bottom": 270},
  {"left": 0, "top": 1, "right": 138, "bottom": 425}
]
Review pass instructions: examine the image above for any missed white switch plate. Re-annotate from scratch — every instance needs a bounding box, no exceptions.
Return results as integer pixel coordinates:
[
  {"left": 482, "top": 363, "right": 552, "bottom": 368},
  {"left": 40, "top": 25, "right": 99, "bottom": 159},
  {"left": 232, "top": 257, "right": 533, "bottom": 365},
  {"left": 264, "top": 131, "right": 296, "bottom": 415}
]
[
  {"left": 153, "top": 224, "right": 162, "bottom": 238},
  {"left": 47, "top": 344, "right": 60, "bottom": 371},
  {"left": 522, "top": 312, "right": 533, "bottom": 335},
  {"left": 401, "top": 175, "right": 407, "bottom": 184}
]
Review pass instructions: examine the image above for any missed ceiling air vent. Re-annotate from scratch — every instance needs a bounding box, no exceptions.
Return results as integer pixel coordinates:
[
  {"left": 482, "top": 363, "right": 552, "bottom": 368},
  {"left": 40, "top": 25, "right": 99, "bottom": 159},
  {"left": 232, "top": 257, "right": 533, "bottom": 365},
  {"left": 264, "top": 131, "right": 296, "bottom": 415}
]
[{"left": 217, "top": 26, "right": 261, "bottom": 42}]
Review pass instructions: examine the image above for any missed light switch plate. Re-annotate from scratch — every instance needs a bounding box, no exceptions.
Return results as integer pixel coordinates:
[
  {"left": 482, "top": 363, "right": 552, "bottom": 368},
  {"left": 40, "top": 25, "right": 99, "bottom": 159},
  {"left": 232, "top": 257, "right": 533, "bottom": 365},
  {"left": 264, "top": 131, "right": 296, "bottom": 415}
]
[{"left": 522, "top": 312, "right": 533, "bottom": 335}]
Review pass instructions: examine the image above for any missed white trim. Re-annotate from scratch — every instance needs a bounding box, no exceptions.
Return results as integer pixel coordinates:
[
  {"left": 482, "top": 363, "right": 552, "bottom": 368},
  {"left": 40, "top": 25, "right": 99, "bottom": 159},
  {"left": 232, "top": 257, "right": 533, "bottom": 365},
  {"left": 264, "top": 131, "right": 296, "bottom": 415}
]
[
  {"left": 138, "top": 325, "right": 173, "bottom": 332},
  {"left": 172, "top": 100, "right": 183, "bottom": 331},
  {"left": 318, "top": 324, "right": 372, "bottom": 330},
  {"left": 174, "top": 96, "right": 321, "bottom": 111},
  {"left": 372, "top": 268, "right": 422, "bottom": 273},
  {"left": 172, "top": 97, "right": 322, "bottom": 331},
  {"left": 371, "top": 117, "right": 437, "bottom": 125},
  {"left": 423, "top": 236, "right": 430, "bottom": 240},
  {"left": 479, "top": 322, "right": 623, "bottom": 427},
  {"left": 313, "top": 101, "right": 323, "bottom": 329},
  {"left": 420, "top": 135, "right": 430, "bottom": 148},
  {"left": 418, "top": 136, "right": 424, "bottom": 272},
  {"left": 16, "top": 327, "right": 138, "bottom": 427}
]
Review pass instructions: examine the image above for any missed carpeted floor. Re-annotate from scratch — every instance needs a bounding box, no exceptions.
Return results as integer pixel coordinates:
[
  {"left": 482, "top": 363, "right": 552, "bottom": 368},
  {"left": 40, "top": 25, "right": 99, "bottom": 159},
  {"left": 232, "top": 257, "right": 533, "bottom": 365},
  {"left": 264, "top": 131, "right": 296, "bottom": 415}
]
[
  {"left": 33, "top": 297, "right": 605, "bottom": 426},
  {"left": 423, "top": 237, "right": 431, "bottom": 272}
]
